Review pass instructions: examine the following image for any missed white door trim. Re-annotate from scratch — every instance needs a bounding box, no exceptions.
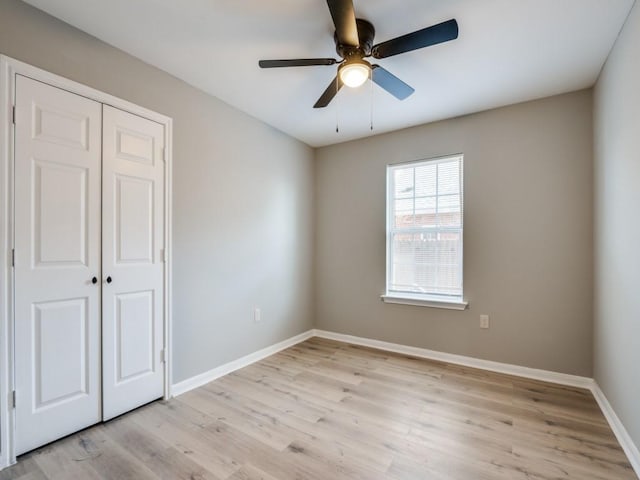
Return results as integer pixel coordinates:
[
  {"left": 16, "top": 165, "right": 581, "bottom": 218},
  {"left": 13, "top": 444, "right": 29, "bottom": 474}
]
[{"left": 0, "top": 54, "right": 174, "bottom": 470}]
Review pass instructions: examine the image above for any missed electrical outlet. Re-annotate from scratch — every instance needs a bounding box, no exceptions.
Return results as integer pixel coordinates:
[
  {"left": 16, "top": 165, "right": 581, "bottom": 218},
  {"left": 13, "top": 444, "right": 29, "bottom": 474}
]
[
  {"left": 253, "top": 307, "right": 262, "bottom": 323},
  {"left": 480, "top": 315, "right": 490, "bottom": 329}
]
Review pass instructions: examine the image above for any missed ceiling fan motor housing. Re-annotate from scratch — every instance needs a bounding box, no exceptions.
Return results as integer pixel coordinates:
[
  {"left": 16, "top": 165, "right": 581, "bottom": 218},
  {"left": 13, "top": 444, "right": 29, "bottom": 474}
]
[
  {"left": 258, "top": 0, "right": 459, "bottom": 108},
  {"left": 335, "top": 18, "right": 375, "bottom": 59}
]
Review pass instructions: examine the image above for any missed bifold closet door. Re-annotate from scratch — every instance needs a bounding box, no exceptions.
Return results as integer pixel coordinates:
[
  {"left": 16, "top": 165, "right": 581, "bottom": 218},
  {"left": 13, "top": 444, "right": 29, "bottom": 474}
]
[
  {"left": 101, "top": 105, "right": 165, "bottom": 421},
  {"left": 13, "top": 75, "right": 103, "bottom": 455}
]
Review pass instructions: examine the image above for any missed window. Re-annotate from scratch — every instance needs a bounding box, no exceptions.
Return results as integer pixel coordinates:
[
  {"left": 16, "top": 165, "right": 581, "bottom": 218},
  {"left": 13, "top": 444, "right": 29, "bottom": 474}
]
[{"left": 383, "top": 155, "right": 466, "bottom": 310}]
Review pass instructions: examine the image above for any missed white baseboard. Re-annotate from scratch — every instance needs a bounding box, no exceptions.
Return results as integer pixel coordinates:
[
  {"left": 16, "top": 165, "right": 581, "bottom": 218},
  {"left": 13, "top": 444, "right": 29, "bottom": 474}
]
[
  {"left": 313, "top": 329, "right": 639, "bottom": 478},
  {"left": 170, "top": 327, "right": 639, "bottom": 479},
  {"left": 171, "top": 330, "right": 314, "bottom": 396},
  {"left": 172, "top": 328, "right": 592, "bottom": 395},
  {"left": 312, "top": 329, "right": 594, "bottom": 389},
  {"left": 591, "top": 383, "right": 640, "bottom": 476}
]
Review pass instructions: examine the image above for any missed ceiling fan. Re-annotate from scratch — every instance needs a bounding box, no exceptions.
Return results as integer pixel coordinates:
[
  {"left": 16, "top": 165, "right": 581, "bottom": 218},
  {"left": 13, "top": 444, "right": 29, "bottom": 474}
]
[{"left": 258, "top": 0, "right": 459, "bottom": 108}]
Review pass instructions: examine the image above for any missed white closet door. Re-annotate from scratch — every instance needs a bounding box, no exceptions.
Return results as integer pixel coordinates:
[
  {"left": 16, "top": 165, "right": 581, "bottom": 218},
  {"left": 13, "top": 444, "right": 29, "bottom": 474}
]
[
  {"left": 101, "top": 105, "right": 165, "bottom": 421},
  {"left": 14, "top": 75, "right": 102, "bottom": 455}
]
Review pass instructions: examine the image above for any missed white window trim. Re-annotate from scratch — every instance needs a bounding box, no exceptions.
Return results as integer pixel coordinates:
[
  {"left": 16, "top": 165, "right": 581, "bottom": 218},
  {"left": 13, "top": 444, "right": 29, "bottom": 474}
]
[
  {"left": 381, "top": 294, "right": 468, "bottom": 310},
  {"left": 384, "top": 154, "right": 467, "bottom": 310}
]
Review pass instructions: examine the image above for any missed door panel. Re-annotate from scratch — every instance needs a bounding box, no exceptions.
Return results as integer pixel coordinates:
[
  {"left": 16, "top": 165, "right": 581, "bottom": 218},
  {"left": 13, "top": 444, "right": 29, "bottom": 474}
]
[
  {"left": 116, "top": 128, "right": 155, "bottom": 165},
  {"left": 33, "top": 299, "right": 89, "bottom": 408},
  {"left": 115, "top": 175, "right": 153, "bottom": 263},
  {"left": 14, "top": 75, "right": 102, "bottom": 455},
  {"left": 33, "top": 102, "right": 90, "bottom": 150},
  {"left": 102, "top": 105, "right": 164, "bottom": 421},
  {"left": 34, "top": 161, "right": 88, "bottom": 266},
  {"left": 116, "top": 291, "right": 154, "bottom": 382}
]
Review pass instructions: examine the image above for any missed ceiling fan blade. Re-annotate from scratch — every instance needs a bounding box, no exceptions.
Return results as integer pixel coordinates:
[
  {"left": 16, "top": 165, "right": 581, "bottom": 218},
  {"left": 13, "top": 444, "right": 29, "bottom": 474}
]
[
  {"left": 372, "top": 19, "right": 458, "bottom": 59},
  {"left": 371, "top": 65, "right": 415, "bottom": 100},
  {"left": 313, "top": 75, "right": 344, "bottom": 108},
  {"left": 326, "top": 0, "right": 359, "bottom": 47},
  {"left": 259, "top": 58, "right": 337, "bottom": 68}
]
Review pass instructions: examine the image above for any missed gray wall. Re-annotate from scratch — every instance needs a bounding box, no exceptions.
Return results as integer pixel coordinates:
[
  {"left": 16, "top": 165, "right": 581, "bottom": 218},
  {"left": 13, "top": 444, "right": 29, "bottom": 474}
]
[
  {"left": 0, "top": 0, "right": 315, "bottom": 383},
  {"left": 315, "top": 90, "right": 594, "bottom": 376},
  {"left": 2, "top": 0, "right": 638, "bottom": 463},
  {"left": 594, "top": 0, "right": 640, "bottom": 448}
]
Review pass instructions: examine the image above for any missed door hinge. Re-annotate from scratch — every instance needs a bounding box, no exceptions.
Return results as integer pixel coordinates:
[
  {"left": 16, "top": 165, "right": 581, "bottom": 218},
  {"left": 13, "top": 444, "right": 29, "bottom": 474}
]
[
  {"left": 11, "top": 248, "right": 15, "bottom": 267},
  {"left": 161, "top": 147, "right": 166, "bottom": 163},
  {"left": 11, "top": 390, "right": 16, "bottom": 409},
  {"left": 161, "top": 248, "right": 167, "bottom": 263},
  {"left": 12, "top": 105, "right": 16, "bottom": 125},
  {"left": 160, "top": 349, "right": 166, "bottom": 364}
]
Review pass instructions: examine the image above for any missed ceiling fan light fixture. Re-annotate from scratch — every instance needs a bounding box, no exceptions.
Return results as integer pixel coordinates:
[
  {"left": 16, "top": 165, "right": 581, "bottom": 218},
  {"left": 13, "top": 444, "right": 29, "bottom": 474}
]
[
  {"left": 339, "top": 59, "right": 370, "bottom": 88},
  {"left": 258, "top": 0, "right": 459, "bottom": 108}
]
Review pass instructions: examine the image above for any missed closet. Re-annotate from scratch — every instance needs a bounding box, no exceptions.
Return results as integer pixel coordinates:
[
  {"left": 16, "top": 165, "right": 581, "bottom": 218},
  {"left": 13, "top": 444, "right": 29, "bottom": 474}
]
[{"left": 12, "top": 75, "right": 166, "bottom": 455}]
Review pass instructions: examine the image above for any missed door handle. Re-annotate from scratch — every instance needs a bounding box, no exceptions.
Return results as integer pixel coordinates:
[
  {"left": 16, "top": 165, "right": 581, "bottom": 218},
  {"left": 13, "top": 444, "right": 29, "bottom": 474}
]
[
  {"left": 106, "top": 276, "right": 112, "bottom": 284},
  {"left": 91, "top": 277, "right": 98, "bottom": 284}
]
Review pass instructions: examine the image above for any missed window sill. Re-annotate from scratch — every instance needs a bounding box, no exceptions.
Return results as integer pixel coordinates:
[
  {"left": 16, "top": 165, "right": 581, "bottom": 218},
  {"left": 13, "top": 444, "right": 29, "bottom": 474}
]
[{"left": 381, "top": 294, "right": 468, "bottom": 310}]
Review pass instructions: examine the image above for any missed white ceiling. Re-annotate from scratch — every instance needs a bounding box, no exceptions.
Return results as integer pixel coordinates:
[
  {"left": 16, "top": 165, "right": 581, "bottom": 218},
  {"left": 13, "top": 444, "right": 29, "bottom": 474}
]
[{"left": 24, "top": 0, "right": 634, "bottom": 147}]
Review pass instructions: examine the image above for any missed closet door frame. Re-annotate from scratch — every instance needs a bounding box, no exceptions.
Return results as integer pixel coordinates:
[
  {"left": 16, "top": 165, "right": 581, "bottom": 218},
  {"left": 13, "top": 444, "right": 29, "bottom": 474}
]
[{"left": 0, "top": 55, "right": 173, "bottom": 470}]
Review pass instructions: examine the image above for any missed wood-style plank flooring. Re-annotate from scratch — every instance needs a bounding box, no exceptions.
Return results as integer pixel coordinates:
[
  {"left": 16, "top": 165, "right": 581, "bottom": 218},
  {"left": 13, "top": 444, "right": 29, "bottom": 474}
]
[{"left": 2, "top": 337, "right": 637, "bottom": 479}]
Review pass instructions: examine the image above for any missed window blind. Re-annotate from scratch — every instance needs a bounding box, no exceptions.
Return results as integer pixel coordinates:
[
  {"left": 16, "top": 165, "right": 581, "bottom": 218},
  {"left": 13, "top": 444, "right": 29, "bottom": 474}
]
[{"left": 387, "top": 155, "right": 464, "bottom": 300}]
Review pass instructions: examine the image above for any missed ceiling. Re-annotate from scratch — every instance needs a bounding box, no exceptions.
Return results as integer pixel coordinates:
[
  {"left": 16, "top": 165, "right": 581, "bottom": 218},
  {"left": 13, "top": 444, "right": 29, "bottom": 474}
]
[{"left": 23, "top": 0, "right": 634, "bottom": 147}]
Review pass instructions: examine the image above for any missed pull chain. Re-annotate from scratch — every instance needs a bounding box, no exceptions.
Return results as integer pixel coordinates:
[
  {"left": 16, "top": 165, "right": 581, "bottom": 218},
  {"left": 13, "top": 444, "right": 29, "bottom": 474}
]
[{"left": 335, "top": 77, "right": 340, "bottom": 133}]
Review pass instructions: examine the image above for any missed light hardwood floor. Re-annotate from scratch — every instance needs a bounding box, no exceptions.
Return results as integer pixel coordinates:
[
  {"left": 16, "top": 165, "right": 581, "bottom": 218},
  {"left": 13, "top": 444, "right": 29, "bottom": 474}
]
[{"left": 1, "top": 337, "right": 637, "bottom": 480}]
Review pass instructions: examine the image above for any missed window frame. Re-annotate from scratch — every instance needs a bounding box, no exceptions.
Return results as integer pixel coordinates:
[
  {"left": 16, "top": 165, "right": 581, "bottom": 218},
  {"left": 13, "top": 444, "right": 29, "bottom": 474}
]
[{"left": 382, "top": 154, "right": 468, "bottom": 310}]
